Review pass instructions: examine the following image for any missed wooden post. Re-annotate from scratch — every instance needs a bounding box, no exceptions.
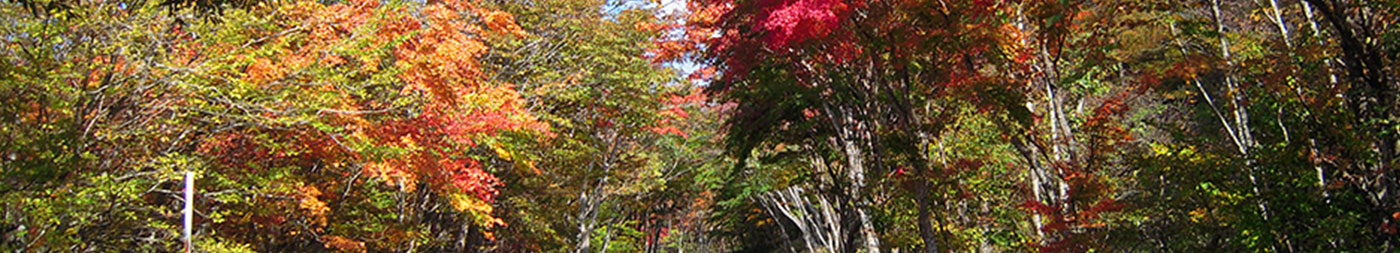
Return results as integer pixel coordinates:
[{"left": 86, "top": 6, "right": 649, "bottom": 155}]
[{"left": 184, "top": 171, "right": 194, "bottom": 253}]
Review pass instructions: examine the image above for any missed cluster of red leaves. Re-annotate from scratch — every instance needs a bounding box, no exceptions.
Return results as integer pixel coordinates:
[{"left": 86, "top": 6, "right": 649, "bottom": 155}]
[
  {"left": 322, "top": 235, "right": 368, "bottom": 252},
  {"left": 755, "top": 0, "right": 852, "bottom": 49},
  {"left": 686, "top": 0, "right": 863, "bottom": 84},
  {"left": 366, "top": 114, "right": 506, "bottom": 201},
  {"left": 1019, "top": 195, "right": 1125, "bottom": 251},
  {"left": 1081, "top": 94, "right": 1135, "bottom": 148},
  {"left": 1021, "top": 94, "right": 1136, "bottom": 251},
  {"left": 650, "top": 88, "right": 709, "bottom": 138}
]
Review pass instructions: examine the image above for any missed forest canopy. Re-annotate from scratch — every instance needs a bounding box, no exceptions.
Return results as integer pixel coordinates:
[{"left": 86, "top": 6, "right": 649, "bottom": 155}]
[{"left": 1, "top": 0, "right": 1398, "bottom": 251}]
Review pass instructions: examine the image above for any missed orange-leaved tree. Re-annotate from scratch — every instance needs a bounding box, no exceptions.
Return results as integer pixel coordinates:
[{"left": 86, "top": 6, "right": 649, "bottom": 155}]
[{"left": 183, "top": 0, "right": 547, "bottom": 250}]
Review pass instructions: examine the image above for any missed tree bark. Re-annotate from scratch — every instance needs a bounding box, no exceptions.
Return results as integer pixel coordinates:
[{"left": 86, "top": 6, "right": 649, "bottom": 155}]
[
  {"left": 831, "top": 106, "right": 880, "bottom": 252},
  {"left": 916, "top": 178, "right": 938, "bottom": 253}
]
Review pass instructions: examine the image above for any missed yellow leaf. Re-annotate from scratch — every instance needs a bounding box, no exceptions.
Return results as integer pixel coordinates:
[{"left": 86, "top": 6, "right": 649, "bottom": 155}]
[
  {"left": 493, "top": 146, "right": 512, "bottom": 161},
  {"left": 449, "top": 193, "right": 493, "bottom": 214}
]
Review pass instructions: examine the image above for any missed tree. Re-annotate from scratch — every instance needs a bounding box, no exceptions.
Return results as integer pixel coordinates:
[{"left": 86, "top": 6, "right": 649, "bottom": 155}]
[
  {"left": 1, "top": 0, "right": 546, "bottom": 250},
  {"left": 688, "top": 0, "right": 1042, "bottom": 251},
  {"left": 475, "top": 0, "right": 723, "bottom": 251}
]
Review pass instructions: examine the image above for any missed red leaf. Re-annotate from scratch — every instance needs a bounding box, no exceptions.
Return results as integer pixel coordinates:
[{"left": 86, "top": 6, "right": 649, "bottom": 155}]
[{"left": 1019, "top": 200, "right": 1057, "bottom": 215}]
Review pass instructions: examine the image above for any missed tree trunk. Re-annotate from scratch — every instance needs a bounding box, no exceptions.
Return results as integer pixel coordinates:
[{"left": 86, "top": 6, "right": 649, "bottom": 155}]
[
  {"left": 574, "top": 186, "right": 599, "bottom": 253},
  {"left": 843, "top": 138, "right": 881, "bottom": 253},
  {"left": 916, "top": 178, "right": 938, "bottom": 253},
  {"left": 762, "top": 186, "right": 845, "bottom": 252},
  {"left": 1301, "top": 0, "right": 1336, "bottom": 199},
  {"left": 1301, "top": 1, "right": 1400, "bottom": 248},
  {"left": 836, "top": 110, "right": 880, "bottom": 252},
  {"left": 1210, "top": 0, "right": 1291, "bottom": 249}
]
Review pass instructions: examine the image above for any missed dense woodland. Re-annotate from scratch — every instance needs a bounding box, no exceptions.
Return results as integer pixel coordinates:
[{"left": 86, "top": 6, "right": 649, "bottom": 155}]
[{"left": 0, "top": 0, "right": 1398, "bottom": 251}]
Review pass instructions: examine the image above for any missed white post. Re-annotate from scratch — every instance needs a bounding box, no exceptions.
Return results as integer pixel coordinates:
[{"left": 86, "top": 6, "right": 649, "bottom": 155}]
[{"left": 184, "top": 171, "right": 194, "bottom": 253}]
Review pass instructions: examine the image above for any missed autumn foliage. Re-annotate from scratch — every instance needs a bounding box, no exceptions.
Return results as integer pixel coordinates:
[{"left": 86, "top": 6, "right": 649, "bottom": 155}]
[{"left": 4, "top": 0, "right": 1400, "bottom": 251}]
